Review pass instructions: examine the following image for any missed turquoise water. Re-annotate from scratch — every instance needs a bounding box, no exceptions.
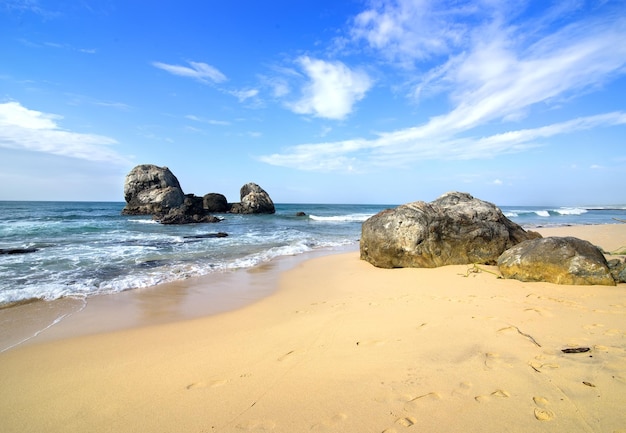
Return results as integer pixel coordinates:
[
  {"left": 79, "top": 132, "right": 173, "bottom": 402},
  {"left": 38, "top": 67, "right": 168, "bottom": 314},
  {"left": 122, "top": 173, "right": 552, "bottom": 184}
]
[{"left": 1, "top": 201, "right": 624, "bottom": 305}]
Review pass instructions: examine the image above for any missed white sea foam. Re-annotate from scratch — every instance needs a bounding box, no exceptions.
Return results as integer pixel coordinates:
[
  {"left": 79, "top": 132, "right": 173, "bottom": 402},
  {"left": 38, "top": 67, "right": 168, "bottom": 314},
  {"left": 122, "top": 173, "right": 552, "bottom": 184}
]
[
  {"left": 534, "top": 210, "right": 550, "bottom": 217},
  {"left": 309, "top": 213, "right": 374, "bottom": 222},
  {"left": 555, "top": 207, "right": 588, "bottom": 215}
]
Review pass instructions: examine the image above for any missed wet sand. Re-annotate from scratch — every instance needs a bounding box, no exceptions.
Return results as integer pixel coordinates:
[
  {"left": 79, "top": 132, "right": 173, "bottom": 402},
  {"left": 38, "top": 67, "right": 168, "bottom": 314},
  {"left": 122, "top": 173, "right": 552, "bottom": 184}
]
[{"left": 0, "top": 224, "right": 625, "bottom": 432}]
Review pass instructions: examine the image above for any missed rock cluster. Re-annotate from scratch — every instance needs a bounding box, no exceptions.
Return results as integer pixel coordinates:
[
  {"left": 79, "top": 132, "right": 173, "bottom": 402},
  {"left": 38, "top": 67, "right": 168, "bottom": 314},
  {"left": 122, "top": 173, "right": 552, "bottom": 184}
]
[
  {"left": 121, "top": 164, "right": 275, "bottom": 224},
  {"left": 360, "top": 192, "right": 538, "bottom": 268},
  {"left": 360, "top": 191, "right": 623, "bottom": 286}
]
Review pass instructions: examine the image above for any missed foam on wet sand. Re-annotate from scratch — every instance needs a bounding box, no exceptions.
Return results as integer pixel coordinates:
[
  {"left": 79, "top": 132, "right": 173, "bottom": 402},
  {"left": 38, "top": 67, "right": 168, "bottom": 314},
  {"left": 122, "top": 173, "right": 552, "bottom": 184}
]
[{"left": 0, "top": 224, "right": 625, "bottom": 432}]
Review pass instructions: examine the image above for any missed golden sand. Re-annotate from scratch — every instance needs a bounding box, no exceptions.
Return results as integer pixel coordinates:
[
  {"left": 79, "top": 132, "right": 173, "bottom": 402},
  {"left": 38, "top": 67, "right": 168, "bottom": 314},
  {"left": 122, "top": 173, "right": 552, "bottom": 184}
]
[{"left": 0, "top": 224, "right": 625, "bottom": 432}]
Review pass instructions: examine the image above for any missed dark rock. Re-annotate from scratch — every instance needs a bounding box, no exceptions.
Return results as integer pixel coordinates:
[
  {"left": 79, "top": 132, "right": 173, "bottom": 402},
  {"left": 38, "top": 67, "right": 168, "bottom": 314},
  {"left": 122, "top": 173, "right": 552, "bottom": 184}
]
[
  {"left": 360, "top": 192, "right": 537, "bottom": 268},
  {"left": 122, "top": 165, "right": 185, "bottom": 215},
  {"left": 154, "top": 212, "right": 221, "bottom": 225},
  {"left": 184, "top": 232, "right": 229, "bottom": 239},
  {"left": 497, "top": 236, "right": 615, "bottom": 286},
  {"left": 229, "top": 183, "right": 275, "bottom": 214},
  {"left": 295, "top": 212, "right": 307, "bottom": 217},
  {"left": 0, "top": 247, "right": 39, "bottom": 255},
  {"left": 203, "top": 193, "right": 229, "bottom": 213}
]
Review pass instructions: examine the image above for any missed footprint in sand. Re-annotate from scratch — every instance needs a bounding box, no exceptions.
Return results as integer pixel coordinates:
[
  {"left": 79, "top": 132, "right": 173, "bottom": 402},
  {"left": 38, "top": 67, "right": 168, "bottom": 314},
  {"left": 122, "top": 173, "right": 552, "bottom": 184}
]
[
  {"left": 403, "top": 392, "right": 442, "bottom": 411},
  {"left": 532, "top": 396, "right": 554, "bottom": 421},
  {"left": 395, "top": 416, "right": 416, "bottom": 427},
  {"left": 484, "top": 352, "right": 513, "bottom": 370},
  {"left": 185, "top": 379, "right": 228, "bottom": 390},
  {"left": 310, "top": 413, "right": 348, "bottom": 431},
  {"left": 474, "top": 389, "right": 510, "bottom": 402}
]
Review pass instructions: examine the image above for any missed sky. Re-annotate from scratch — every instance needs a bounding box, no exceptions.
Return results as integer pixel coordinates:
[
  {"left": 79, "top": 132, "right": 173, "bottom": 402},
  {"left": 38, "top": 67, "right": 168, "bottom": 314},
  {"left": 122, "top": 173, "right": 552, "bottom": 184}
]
[{"left": 1, "top": 0, "right": 625, "bottom": 206}]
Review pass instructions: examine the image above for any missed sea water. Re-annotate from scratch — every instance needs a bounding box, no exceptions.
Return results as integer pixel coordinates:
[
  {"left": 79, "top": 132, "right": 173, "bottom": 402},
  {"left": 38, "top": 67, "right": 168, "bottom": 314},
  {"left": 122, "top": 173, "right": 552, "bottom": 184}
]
[{"left": 1, "top": 201, "right": 625, "bottom": 305}]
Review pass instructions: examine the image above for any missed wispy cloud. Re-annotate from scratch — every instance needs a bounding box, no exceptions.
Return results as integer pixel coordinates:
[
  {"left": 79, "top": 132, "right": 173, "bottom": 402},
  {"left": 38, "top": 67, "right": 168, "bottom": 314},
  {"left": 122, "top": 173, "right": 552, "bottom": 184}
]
[
  {"left": 260, "top": 3, "right": 626, "bottom": 172},
  {"left": 153, "top": 61, "right": 227, "bottom": 84},
  {"left": 259, "top": 112, "right": 626, "bottom": 171},
  {"left": 0, "top": 101, "right": 130, "bottom": 164},
  {"left": 229, "top": 88, "right": 260, "bottom": 103},
  {"left": 287, "top": 56, "right": 373, "bottom": 120},
  {"left": 185, "top": 114, "right": 231, "bottom": 126}
]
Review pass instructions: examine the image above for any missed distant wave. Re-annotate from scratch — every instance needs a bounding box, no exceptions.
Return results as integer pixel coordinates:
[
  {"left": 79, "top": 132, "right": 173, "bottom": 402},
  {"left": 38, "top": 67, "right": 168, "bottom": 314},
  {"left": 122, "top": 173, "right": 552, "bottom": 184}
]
[
  {"left": 308, "top": 213, "right": 374, "bottom": 222},
  {"left": 504, "top": 208, "right": 588, "bottom": 218}
]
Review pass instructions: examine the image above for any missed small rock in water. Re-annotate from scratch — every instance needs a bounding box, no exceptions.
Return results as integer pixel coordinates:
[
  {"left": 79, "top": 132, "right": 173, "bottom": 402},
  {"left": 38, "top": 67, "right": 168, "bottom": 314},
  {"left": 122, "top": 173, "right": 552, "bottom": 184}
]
[{"left": 0, "top": 248, "right": 39, "bottom": 255}]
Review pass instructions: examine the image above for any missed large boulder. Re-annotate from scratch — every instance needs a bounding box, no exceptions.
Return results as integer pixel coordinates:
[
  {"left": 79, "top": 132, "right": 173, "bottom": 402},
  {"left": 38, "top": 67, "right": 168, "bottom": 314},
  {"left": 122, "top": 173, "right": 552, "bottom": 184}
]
[
  {"left": 203, "top": 193, "right": 229, "bottom": 213},
  {"left": 122, "top": 165, "right": 185, "bottom": 215},
  {"left": 497, "top": 237, "right": 616, "bottom": 286},
  {"left": 229, "top": 183, "right": 275, "bottom": 214},
  {"left": 360, "top": 192, "right": 538, "bottom": 268}
]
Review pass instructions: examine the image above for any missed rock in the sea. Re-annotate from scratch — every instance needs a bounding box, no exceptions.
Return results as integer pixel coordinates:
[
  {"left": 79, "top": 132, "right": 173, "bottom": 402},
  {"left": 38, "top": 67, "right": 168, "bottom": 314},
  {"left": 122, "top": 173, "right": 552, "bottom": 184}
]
[
  {"left": 360, "top": 192, "right": 538, "bottom": 268},
  {"left": 122, "top": 164, "right": 185, "bottom": 215},
  {"left": 203, "top": 193, "right": 229, "bottom": 213},
  {"left": 153, "top": 195, "right": 222, "bottom": 225},
  {"left": 497, "top": 236, "right": 616, "bottom": 286},
  {"left": 0, "top": 247, "right": 39, "bottom": 255},
  {"left": 154, "top": 212, "right": 221, "bottom": 225},
  {"left": 229, "top": 183, "right": 275, "bottom": 214}
]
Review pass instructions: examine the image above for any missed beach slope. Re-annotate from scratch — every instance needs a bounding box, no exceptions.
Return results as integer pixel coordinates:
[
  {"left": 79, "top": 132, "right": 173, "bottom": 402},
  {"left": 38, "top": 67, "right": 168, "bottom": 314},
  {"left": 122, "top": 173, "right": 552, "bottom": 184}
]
[{"left": 1, "top": 225, "right": 625, "bottom": 432}]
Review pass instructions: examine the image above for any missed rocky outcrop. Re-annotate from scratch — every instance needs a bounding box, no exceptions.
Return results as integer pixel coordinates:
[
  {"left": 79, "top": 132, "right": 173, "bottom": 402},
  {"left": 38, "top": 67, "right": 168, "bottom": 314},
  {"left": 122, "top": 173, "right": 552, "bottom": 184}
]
[
  {"left": 122, "top": 165, "right": 185, "bottom": 215},
  {"left": 122, "top": 165, "right": 276, "bottom": 223},
  {"left": 203, "top": 193, "right": 229, "bottom": 213},
  {"left": 229, "top": 183, "right": 275, "bottom": 214},
  {"left": 153, "top": 194, "right": 222, "bottom": 225},
  {"left": 497, "top": 237, "right": 616, "bottom": 286},
  {"left": 360, "top": 192, "right": 538, "bottom": 268}
]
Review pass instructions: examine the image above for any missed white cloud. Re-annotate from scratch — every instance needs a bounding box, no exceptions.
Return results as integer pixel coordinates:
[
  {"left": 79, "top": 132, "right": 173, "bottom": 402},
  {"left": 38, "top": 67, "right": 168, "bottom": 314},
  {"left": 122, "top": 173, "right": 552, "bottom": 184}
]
[
  {"left": 229, "top": 88, "right": 259, "bottom": 102},
  {"left": 350, "top": 0, "right": 469, "bottom": 66},
  {"left": 288, "top": 56, "right": 373, "bottom": 120},
  {"left": 152, "top": 61, "right": 227, "bottom": 84},
  {"left": 260, "top": 4, "right": 626, "bottom": 172},
  {"left": 185, "top": 114, "right": 231, "bottom": 126},
  {"left": 0, "top": 101, "right": 130, "bottom": 164}
]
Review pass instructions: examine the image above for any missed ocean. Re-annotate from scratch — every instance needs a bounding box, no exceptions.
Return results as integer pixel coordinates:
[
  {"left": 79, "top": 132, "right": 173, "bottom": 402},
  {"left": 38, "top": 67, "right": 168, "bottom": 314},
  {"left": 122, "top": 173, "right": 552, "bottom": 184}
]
[{"left": 1, "top": 201, "right": 625, "bottom": 306}]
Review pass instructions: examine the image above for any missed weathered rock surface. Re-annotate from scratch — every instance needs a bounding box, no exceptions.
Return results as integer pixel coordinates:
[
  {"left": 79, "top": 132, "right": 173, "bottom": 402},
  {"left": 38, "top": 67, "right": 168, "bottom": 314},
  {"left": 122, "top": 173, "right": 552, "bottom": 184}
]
[
  {"left": 360, "top": 192, "right": 538, "bottom": 268},
  {"left": 203, "top": 193, "right": 229, "bottom": 213},
  {"left": 497, "top": 236, "right": 616, "bottom": 286},
  {"left": 607, "top": 258, "right": 626, "bottom": 283},
  {"left": 153, "top": 195, "right": 222, "bottom": 225},
  {"left": 122, "top": 165, "right": 185, "bottom": 215},
  {"left": 229, "top": 183, "right": 275, "bottom": 214},
  {"left": 122, "top": 165, "right": 276, "bottom": 224}
]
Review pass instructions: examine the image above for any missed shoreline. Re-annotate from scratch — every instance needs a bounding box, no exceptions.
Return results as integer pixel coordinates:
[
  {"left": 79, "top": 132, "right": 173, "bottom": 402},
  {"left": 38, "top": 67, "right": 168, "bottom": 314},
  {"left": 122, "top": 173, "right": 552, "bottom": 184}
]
[
  {"left": 1, "top": 224, "right": 624, "bottom": 352},
  {"left": 0, "top": 244, "right": 358, "bottom": 352},
  {"left": 1, "top": 224, "right": 625, "bottom": 432}
]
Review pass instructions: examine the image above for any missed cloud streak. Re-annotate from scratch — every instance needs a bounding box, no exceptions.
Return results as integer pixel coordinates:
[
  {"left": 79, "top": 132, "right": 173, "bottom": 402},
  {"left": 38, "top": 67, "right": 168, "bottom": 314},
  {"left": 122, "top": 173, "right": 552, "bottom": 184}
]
[
  {"left": 153, "top": 61, "right": 227, "bottom": 84},
  {"left": 0, "top": 101, "right": 131, "bottom": 164},
  {"left": 260, "top": 2, "right": 626, "bottom": 172}
]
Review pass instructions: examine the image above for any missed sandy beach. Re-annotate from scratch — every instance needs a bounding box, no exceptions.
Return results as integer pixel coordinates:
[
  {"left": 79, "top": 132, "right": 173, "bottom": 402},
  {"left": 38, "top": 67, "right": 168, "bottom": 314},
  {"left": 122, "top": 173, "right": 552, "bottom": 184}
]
[{"left": 1, "top": 224, "right": 625, "bottom": 432}]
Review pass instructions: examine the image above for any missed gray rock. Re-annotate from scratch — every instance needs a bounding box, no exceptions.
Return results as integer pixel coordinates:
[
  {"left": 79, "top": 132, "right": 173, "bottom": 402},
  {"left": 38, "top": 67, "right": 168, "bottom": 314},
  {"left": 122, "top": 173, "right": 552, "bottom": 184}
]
[
  {"left": 230, "top": 183, "right": 275, "bottom": 214},
  {"left": 203, "top": 193, "right": 229, "bottom": 213},
  {"left": 360, "top": 192, "right": 538, "bottom": 268},
  {"left": 497, "top": 236, "right": 616, "bottom": 286},
  {"left": 607, "top": 258, "right": 626, "bottom": 283},
  {"left": 122, "top": 165, "right": 185, "bottom": 215}
]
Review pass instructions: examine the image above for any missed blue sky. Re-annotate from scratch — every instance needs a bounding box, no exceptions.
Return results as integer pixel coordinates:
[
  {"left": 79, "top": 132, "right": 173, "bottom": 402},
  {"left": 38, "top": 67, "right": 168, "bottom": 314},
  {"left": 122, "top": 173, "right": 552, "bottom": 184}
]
[{"left": 1, "top": 0, "right": 625, "bottom": 205}]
